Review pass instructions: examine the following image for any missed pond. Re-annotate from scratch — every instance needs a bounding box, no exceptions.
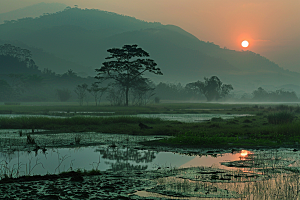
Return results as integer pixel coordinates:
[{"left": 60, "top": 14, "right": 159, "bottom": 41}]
[
  {"left": 0, "top": 145, "right": 245, "bottom": 177},
  {"left": 2, "top": 145, "right": 300, "bottom": 199}
]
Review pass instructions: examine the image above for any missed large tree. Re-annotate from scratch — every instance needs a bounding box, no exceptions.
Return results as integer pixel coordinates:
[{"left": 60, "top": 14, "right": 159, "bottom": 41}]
[
  {"left": 187, "top": 76, "right": 233, "bottom": 101},
  {"left": 95, "top": 44, "right": 162, "bottom": 106}
]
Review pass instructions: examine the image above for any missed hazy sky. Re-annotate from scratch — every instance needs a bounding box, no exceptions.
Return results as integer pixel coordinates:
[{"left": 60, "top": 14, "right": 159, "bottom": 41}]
[{"left": 1, "top": 0, "right": 300, "bottom": 71}]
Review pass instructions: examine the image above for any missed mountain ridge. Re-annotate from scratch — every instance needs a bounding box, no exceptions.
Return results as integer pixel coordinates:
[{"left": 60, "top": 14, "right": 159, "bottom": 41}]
[
  {"left": 0, "top": 3, "right": 67, "bottom": 24},
  {"left": 0, "top": 6, "right": 299, "bottom": 92}
]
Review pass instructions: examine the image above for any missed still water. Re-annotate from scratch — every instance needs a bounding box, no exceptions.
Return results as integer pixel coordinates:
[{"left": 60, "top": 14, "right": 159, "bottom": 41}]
[
  {"left": 0, "top": 146, "right": 245, "bottom": 177},
  {"left": 0, "top": 113, "right": 250, "bottom": 123}
]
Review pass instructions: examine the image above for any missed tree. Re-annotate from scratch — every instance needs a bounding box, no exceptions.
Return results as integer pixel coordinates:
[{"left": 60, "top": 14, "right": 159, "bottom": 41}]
[
  {"left": 8, "top": 74, "right": 25, "bottom": 98},
  {"left": 130, "top": 78, "right": 155, "bottom": 106},
  {"left": 0, "top": 44, "right": 40, "bottom": 73},
  {"left": 56, "top": 88, "right": 72, "bottom": 102},
  {"left": 155, "top": 82, "right": 186, "bottom": 100},
  {"left": 87, "top": 83, "right": 108, "bottom": 106},
  {"left": 252, "top": 87, "right": 268, "bottom": 101},
  {"left": 252, "top": 87, "right": 299, "bottom": 102},
  {"left": 0, "top": 80, "right": 13, "bottom": 101},
  {"left": 187, "top": 76, "right": 233, "bottom": 101},
  {"left": 95, "top": 44, "right": 163, "bottom": 106},
  {"left": 74, "top": 83, "right": 88, "bottom": 106}
]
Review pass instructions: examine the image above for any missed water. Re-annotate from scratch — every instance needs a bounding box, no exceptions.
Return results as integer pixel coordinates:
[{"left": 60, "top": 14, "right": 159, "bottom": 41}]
[
  {"left": 0, "top": 113, "right": 249, "bottom": 123},
  {"left": 137, "top": 113, "right": 250, "bottom": 123},
  {"left": 2, "top": 142, "right": 300, "bottom": 199},
  {"left": 0, "top": 146, "right": 245, "bottom": 177}
]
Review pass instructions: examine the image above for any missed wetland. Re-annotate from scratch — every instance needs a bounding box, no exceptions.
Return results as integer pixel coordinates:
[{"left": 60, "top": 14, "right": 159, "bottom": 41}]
[{"left": 1, "top": 103, "right": 300, "bottom": 199}]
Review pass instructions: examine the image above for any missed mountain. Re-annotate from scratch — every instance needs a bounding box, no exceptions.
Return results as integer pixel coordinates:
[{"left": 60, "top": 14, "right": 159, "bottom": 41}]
[
  {"left": 0, "top": 40, "right": 88, "bottom": 76},
  {"left": 0, "top": 6, "right": 298, "bottom": 93},
  {"left": 0, "top": 3, "right": 67, "bottom": 24}
]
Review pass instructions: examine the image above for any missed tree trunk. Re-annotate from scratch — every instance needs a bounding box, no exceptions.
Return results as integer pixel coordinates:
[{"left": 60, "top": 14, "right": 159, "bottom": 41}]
[{"left": 125, "top": 87, "right": 129, "bottom": 106}]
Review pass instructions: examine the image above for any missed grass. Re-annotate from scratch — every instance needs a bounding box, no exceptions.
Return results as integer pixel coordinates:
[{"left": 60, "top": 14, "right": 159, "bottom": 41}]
[
  {"left": 156, "top": 111, "right": 300, "bottom": 147},
  {"left": 267, "top": 111, "right": 295, "bottom": 124},
  {"left": 1, "top": 113, "right": 300, "bottom": 148},
  {"left": 1, "top": 103, "right": 300, "bottom": 147},
  {"left": 0, "top": 102, "right": 293, "bottom": 115}
]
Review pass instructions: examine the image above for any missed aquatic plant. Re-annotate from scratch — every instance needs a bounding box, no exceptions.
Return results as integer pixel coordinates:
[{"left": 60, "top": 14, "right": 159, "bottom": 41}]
[
  {"left": 74, "top": 135, "right": 81, "bottom": 144},
  {"left": 26, "top": 134, "right": 35, "bottom": 144}
]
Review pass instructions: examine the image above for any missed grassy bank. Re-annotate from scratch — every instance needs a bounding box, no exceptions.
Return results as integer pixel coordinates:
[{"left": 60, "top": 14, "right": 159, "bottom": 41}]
[
  {"left": 0, "top": 109, "right": 300, "bottom": 148},
  {"left": 1, "top": 102, "right": 298, "bottom": 115},
  {"left": 158, "top": 111, "right": 300, "bottom": 148}
]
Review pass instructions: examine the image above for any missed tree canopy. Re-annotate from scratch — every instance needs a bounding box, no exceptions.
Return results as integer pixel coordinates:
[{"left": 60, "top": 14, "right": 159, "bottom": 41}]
[
  {"left": 186, "top": 76, "right": 233, "bottom": 101},
  {"left": 95, "top": 44, "right": 162, "bottom": 106},
  {"left": 0, "top": 44, "right": 40, "bottom": 74}
]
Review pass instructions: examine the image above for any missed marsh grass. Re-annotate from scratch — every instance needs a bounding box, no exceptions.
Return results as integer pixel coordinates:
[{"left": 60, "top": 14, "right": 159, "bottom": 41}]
[
  {"left": 158, "top": 113, "right": 300, "bottom": 147},
  {"left": 267, "top": 111, "right": 295, "bottom": 124},
  {"left": 1, "top": 103, "right": 300, "bottom": 147},
  {"left": 2, "top": 114, "right": 300, "bottom": 147}
]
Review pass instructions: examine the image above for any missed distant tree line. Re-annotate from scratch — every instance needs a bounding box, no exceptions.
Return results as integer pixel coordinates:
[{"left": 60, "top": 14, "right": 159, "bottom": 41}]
[
  {"left": 8, "top": 43, "right": 298, "bottom": 105},
  {"left": 155, "top": 76, "right": 233, "bottom": 102},
  {"left": 240, "top": 87, "right": 299, "bottom": 102}
]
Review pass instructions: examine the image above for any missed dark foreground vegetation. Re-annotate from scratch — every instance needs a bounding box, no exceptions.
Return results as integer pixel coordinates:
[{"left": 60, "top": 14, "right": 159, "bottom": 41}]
[{"left": 1, "top": 103, "right": 300, "bottom": 148}]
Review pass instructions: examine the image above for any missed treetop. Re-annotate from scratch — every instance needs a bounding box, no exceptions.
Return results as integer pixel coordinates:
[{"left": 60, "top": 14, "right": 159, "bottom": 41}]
[{"left": 106, "top": 44, "right": 150, "bottom": 61}]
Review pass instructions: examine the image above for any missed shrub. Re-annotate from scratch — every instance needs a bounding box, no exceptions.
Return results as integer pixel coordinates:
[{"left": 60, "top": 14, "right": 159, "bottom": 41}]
[
  {"left": 26, "top": 134, "right": 35, "bottom": 144},
  {"left": 267, "top": 111, "right": 295, "bottom": 124}
]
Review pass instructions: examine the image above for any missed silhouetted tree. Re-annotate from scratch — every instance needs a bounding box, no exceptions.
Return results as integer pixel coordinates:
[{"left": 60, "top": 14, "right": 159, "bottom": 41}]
[
  {"left": 106, "top": 83, "right": 125, "bottom": 106},
  {"left": 95, "top": 44, "right": 162, "bottom": 106},
  {"left": 131, "top": 78, "right": 155, "bottom": 106},
  {"left": 74, "top": 83, "right": 88, "bottom": 106},
  {"left": 155, "top": 82, "right": 185, "bottom": 100},
  {"left": 0, "top": 44, "right": 39, "bottom": 73},
  {"left": 252, "top": 87, "right": 268, "bottom": 101},
  {"left": 187, "top": 76, "right": 233, "bottom": 101},
  {"left": 252, "top": 87, "right": 298, "bottom": 102},
  {"left": 87, "top": 83, "right": 108, "bottom": 106}
]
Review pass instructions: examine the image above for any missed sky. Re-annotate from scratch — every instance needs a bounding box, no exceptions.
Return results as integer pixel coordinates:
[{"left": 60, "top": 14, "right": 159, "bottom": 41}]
[{"left": 1, "top": 0, "right": 300, "bottom": 72}]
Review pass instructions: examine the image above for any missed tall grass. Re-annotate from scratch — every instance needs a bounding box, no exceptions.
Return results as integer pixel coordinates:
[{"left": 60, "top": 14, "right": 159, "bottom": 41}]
[{"left": 267, "top": 111, "right": 295, "bottom": 124}]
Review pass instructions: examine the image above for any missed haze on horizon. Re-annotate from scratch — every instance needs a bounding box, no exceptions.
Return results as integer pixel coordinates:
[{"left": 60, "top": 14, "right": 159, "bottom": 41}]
[{"left": 1, "top": 0, "right": 299, "bottom": 73}]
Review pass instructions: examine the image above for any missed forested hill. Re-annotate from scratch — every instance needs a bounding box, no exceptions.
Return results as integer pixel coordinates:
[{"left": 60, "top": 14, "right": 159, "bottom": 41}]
[
  {"left": 0, "top": 6, "right": 299, "bottom": 91},
  {"left": 0, "top": 6, "right": 163, "bottom": 32},
  {"left": 0, "top": 3, "right": 67, "bottom": 24}
]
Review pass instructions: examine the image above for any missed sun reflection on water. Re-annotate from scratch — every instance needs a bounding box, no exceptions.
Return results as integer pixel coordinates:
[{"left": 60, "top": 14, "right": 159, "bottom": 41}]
[{"left": 240, "top": 150, "right": 248, "bottom": 157}]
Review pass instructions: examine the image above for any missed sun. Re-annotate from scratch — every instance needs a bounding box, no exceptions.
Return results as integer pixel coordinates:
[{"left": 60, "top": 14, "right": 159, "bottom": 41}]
[{"left": 241, "top": 40, "right": 249, "bottom": 48}]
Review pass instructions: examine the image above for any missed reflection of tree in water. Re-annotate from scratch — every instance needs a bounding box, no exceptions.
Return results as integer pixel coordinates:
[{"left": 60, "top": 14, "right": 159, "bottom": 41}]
[
  {"left": 107, "top": 162, "right": 148, "bottom": 171},
  {"left": 98, "top": 147, "right": 157, "bottom": 171}
]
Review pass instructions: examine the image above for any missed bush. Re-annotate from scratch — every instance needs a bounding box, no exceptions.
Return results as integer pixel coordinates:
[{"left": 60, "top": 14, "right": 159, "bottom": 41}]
[{"left": 267, "top": 111, "right": 295, "bottom": 124}]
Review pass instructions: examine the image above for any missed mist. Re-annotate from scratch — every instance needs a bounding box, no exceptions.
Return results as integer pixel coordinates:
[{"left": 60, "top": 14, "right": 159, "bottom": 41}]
[{"left": 1, "top": 0, "right": 299, "bottom": 73}]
